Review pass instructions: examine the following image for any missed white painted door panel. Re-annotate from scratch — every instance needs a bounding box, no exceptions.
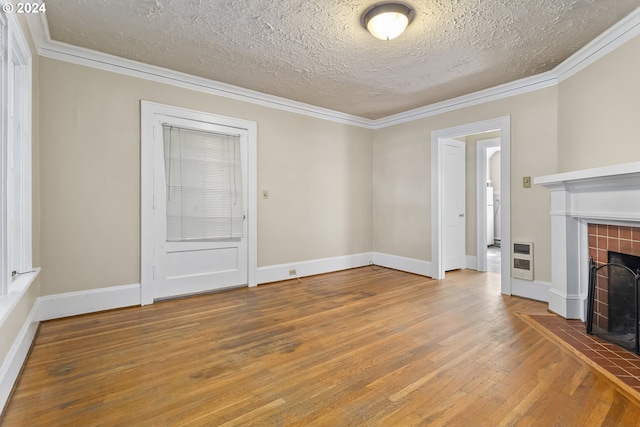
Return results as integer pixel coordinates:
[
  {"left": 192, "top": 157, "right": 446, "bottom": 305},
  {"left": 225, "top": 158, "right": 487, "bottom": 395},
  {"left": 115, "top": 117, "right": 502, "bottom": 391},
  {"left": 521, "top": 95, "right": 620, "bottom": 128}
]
[
  {"left": 442, "top": 139, "right": 466, "bottom": 271},
  {"left": 153, "top": 116, "right": 248, "bottom": 300}
]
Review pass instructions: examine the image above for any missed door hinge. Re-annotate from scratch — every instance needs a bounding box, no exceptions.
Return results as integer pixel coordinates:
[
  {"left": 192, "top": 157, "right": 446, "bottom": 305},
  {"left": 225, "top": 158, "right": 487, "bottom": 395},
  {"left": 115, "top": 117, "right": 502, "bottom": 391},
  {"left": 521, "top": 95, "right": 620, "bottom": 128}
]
[
  {"left": 153, "top": 195, "right": 156, "bottom": 210},
  {"left": 152, "top": 266, "right": 156, "bottom": 280}
]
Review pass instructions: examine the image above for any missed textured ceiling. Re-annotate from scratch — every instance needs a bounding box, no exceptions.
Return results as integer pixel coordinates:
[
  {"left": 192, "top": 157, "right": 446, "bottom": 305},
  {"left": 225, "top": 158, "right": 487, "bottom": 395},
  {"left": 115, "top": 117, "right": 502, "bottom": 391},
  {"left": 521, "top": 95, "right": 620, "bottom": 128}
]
[{"left": 44, "top": 0, "right": 639, "bottom": 119}]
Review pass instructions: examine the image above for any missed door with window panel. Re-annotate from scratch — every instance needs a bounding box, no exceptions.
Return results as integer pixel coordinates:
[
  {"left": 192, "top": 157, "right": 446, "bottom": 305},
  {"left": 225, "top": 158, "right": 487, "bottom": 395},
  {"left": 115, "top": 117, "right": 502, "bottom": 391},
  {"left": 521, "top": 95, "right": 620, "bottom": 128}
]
[{"left": 153, "top": 117, "right": 247, "bottom": 300}]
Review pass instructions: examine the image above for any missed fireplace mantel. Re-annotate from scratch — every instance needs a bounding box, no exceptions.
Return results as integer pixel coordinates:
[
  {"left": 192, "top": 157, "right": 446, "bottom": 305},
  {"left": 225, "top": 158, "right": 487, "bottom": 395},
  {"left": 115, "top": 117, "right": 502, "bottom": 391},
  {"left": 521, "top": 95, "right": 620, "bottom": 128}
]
[{"left": 534, "top": 162, "right": 640, "bottom": 320}]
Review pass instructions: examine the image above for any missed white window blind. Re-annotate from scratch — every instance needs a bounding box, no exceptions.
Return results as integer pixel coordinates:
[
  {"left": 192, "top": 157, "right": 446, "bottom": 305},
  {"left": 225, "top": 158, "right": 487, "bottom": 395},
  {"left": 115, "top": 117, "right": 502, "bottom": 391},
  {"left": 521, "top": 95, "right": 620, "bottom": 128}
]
[{"left": 163, "top": 125, "right": 244, "bottom": 242}]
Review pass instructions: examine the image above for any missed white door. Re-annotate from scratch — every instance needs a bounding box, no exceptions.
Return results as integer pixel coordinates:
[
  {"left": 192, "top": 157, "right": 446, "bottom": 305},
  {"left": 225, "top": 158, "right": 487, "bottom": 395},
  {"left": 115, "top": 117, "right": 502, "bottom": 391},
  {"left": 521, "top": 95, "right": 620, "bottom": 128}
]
[
  {"left": 152, "top": 116, "right": 248, "bottom": 300},
  {"left": 442, "top": 138, "right": 466, "bottom": 271}
]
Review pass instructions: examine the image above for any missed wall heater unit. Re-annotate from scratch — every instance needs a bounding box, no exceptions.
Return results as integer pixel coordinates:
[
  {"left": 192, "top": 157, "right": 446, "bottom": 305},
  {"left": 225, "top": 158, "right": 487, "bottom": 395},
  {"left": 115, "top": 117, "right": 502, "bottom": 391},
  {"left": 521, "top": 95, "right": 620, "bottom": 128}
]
[{"left": 512, "top": 241, "right": 533, "bottom": 280}]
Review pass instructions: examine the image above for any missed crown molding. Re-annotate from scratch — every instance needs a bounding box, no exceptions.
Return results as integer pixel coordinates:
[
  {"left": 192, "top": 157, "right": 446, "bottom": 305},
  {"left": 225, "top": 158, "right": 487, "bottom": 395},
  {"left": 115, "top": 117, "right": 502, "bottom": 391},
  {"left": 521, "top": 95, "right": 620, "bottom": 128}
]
[
  {"left": 374, "top": 6, "right": 640, "bottom": 129},
  {"left": 24, "top": 6, "right": 640, "bottom": 130},
  {"left": 554, "top": 7, "right": 640, "bottom": 83},
  {"left": 371, "top": 72, "right": 557, "bottom": 129},
  {"left": 25, "top": 15, "right": 374, "bottom": 129}
]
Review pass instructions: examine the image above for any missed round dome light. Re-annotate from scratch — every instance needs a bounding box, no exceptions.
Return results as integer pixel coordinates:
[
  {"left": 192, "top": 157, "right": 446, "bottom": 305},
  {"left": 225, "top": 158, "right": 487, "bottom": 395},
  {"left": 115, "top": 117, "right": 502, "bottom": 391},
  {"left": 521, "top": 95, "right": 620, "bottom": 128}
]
[{"left": 362, "top": 3, "right": 415, "bottom": 41}]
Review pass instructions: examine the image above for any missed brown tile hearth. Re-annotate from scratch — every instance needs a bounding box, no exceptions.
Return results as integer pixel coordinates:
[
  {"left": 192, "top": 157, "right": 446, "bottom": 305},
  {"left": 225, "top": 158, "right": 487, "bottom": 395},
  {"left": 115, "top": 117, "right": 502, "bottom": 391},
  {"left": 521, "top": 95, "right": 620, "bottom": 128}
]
[{"left": 521, "top": 313, "right": 640, "bottom": 405}]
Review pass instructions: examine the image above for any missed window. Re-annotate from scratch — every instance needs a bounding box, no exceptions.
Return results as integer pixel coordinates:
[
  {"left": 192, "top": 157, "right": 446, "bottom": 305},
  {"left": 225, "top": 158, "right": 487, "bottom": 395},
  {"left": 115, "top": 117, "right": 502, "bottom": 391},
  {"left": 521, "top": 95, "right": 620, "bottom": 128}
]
[
  {"left": 163, "top": 125, "right": 244, "bottom": 242},
  {"left": 0, "top": 9, "right": 33, "bottom": 297}
]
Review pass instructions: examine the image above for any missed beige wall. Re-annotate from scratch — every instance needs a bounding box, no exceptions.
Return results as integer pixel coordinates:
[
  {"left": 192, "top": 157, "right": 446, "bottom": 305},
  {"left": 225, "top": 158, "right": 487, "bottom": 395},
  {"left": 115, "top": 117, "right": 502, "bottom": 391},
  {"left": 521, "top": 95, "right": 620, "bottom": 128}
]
[
  {"left": 38, "top": 58, "right": 373, "bottom": 295},
  {"left": 373, "top": 119, "right": 432, "bottom": 260},
  {"left": 558, "top": 34, "right": 640, "bottom": 172},
  {"left": 373, "top": 87, "right": 558, "bottom": 282}
]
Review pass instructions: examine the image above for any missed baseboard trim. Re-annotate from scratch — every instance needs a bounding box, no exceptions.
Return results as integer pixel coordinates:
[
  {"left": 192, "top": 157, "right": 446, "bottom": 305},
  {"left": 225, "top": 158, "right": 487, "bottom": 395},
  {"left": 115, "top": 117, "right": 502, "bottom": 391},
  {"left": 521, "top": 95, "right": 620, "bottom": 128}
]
[
  {"left": 257, "top": 253, "right": 373, "bottom": 284},
  {"left": 372, "top": 252, "right": 433, "bottom": 277},
  {"left": 0, "top": 299, "right": 40, "bottom": 412},
  {"left": 37, "top": 284, "right": 142, "bottom": 321},
  {"left": 548, "top": 288, "right": 585, "bottom": 320},
  {"left": 511, "top": 278, "right": 551, "bottom": 303}
]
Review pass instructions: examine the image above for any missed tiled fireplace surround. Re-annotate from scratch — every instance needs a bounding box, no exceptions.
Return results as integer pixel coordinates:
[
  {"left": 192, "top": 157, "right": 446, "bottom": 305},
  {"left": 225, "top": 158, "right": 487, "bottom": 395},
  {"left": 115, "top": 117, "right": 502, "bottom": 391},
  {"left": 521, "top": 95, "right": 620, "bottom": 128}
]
[{"left": 588, "top": 223, "right": 640, "bottom": 330}]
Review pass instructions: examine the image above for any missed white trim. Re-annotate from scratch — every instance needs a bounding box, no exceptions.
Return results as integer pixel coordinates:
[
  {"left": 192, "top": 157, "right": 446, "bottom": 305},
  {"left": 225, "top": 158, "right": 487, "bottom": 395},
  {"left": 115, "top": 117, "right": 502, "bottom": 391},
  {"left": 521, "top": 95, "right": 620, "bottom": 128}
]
[
  {"left": 23, "top": 5, "right": 640, "bottom": 129},
  {"left": 1, "top": 1, "right": 34, "bottom": 296},
  {"left": 24, "top": 12, "right": 50, "bottom": 50},
  {"left": 511, "top": 278, "right": 551, "bottom": 303},
  {"left": 257, "top": 253, "right": 373, "bottom": 284},
  {"left": 35, "top": 39, "right": 374, "bottom": 129},
  {"left": 535, "top": 162, "right": 640, "bottom": 320},
  {"left": 555, "top": 8, "right": 640, "bottom": 82},
  {"left": 257, "top": 252, "right": 438, "bottom": 284},
  {"left": 374, "top": 73, "right": 556, "bottom": 129},
  {"left": 0, "top": 10, "right": 7, "bottom": 296},
  {"left": 8, "top": 14, "right": 33, "bottom": 277},
  {"left": 0, "top": 297, "right": 39, "bottom": 412},
  {"left": 372, "top": 252, "right": 433, "bottom": 277},
  {"left": 374, "top": 7, "right": 640, "bottom": 128},
  {"left": 0, "top": 269, "right": 39, "bottom": 328},
  {"left": 431, "top": 117, "right": 511, "bottom": 294},
  {"left": 37, "top": 284, "right": 141, "bottom": 321},
  {"left": 548, "top": 288, "right": 584, "bottom": 320},
  {"left": 140, "top": 101, "right": 258, "bottom": 304},
  {"left": 533, "top": 161, "right": 640, "bottom": 186}
]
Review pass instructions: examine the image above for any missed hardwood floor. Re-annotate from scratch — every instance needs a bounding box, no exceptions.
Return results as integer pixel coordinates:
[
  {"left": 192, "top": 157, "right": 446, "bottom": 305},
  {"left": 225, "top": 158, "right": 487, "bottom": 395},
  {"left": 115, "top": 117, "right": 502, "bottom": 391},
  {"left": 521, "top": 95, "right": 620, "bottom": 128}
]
[{"left": 3, "top": 267, "right": 640, "bottom": 426}]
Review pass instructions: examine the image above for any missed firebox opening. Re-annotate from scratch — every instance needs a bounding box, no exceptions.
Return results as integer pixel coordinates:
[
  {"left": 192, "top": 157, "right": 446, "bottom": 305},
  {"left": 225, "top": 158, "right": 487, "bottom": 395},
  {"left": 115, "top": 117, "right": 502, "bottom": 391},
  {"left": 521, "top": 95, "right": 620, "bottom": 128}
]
[{"left": 587, "top": 251, "right": 640, "bottom": 354}]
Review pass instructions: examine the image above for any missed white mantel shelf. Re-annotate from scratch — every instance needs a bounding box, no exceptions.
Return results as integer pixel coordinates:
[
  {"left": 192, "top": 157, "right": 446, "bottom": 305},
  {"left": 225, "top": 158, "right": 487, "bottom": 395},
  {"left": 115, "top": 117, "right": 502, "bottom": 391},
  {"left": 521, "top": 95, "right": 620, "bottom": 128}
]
[
  {"left": 534, "top": 162, "right": 640, "bottom": 320},
  {"left": 534, "top": 161, "right": 640, "bottom": 187}
]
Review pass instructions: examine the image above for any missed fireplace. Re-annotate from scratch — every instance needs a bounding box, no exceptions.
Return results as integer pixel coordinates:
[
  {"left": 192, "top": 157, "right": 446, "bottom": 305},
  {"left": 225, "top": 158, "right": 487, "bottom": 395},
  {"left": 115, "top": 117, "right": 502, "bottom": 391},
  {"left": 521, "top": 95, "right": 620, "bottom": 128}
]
[
  {"left": 534, "top": 162, "right": 640, "bottom": 320},
  {"left": 586, "top": 225, "right": 640, "bottom": 352}
]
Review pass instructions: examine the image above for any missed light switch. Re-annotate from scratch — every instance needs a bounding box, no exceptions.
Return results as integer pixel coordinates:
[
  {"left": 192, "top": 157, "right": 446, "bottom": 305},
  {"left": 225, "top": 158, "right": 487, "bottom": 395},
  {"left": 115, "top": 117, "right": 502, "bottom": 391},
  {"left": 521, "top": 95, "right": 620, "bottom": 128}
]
[{"left": 523, "top": 177, "right": 531, "bottom": 188}]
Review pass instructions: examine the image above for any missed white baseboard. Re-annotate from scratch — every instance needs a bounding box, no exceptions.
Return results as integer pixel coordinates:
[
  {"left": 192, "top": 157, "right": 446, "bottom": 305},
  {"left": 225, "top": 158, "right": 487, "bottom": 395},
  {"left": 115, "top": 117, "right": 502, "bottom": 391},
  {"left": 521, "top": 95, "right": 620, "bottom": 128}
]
[
  {"left": 257, "top": 253, "right": 373, "bottom": 284},
  {"left": 1, "top": 283, "right": 141, "bottom": 412},
  {"left": 511, "top": 278, "right": 551, "bottom": 303},
  {"left": 37, "top": 283, "right": 141, "bottom": 321},
  {"left": 0, "top": 299, "right": 40, "bottom": 412},
  {"left": 372, "top": 252, "right": 433, "bottom": 277},
  {"left": 548, "top": 288, "right": 585, "bottom": 320},
  {"left": 466, "top": 255, "right": 477, "bottom": 270}
]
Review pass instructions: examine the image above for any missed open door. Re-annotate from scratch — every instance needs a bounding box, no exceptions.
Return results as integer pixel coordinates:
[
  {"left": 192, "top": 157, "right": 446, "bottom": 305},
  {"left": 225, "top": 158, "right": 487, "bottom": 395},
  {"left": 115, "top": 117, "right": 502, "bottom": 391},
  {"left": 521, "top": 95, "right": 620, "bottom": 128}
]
[{"left": 442, "top": 138, "right": 466, "bottom": 271}]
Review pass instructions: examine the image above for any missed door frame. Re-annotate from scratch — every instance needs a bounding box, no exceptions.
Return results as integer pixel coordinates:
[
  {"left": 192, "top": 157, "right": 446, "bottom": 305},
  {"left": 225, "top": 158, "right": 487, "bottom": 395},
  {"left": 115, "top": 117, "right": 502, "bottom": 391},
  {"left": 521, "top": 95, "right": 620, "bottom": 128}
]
[
  {"left": 476, "top": 138, "right": 500, "bottom": 272},
  {"left": 430, "top": 116, "right": 511, "bottom": 295},
  {"left": 140, "top": 101, "right": 257, "bottom": 305}
]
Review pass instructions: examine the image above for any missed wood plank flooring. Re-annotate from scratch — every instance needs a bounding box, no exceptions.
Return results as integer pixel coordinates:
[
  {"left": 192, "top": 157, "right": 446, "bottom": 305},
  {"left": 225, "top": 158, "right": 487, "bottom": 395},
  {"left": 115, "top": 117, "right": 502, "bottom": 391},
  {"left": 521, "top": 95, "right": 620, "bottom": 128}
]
[{"left": 3, "top": 267, "right": 640, "bottom": 426}]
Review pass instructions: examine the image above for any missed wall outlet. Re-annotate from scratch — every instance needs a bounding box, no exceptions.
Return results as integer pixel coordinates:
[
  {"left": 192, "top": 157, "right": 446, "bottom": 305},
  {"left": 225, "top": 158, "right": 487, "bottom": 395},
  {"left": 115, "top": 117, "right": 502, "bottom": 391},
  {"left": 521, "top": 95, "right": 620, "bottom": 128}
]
[{"left": 289, "top": 269, "right": 297, "bottom": 276}]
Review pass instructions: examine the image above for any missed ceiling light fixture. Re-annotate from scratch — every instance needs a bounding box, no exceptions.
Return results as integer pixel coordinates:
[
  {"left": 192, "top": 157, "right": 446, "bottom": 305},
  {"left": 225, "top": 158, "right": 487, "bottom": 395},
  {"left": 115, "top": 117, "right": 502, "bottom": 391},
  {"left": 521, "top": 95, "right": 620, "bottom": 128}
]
[{"left": 362, "top": 2, "right": 415, "bottom": 41}]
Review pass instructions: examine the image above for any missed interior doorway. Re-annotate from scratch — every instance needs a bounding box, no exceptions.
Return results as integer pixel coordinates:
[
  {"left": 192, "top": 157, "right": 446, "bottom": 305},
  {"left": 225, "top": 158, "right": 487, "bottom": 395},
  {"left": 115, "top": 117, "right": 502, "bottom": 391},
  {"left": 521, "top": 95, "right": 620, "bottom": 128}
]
[
  {"left": 477, "top": 138, "right": 501, "bottom": 274},
  {"left": 431, "top": 116, "right": 511, "bottom": 296}
]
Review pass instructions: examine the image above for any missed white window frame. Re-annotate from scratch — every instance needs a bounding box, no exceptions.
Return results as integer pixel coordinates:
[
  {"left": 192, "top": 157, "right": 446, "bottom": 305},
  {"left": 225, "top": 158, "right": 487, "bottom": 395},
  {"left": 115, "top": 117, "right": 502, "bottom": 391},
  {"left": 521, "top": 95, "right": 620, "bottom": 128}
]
[{"left": 0, "top": 6, "right": 34, "bottom": 298}]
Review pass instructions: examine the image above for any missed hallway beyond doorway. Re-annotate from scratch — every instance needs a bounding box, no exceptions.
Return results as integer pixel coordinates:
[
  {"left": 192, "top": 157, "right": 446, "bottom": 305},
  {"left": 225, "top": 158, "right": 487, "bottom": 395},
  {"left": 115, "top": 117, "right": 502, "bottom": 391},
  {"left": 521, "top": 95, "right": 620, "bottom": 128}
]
[{"left": 487, "top": 244, "right": 501, "bottom": 273}]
